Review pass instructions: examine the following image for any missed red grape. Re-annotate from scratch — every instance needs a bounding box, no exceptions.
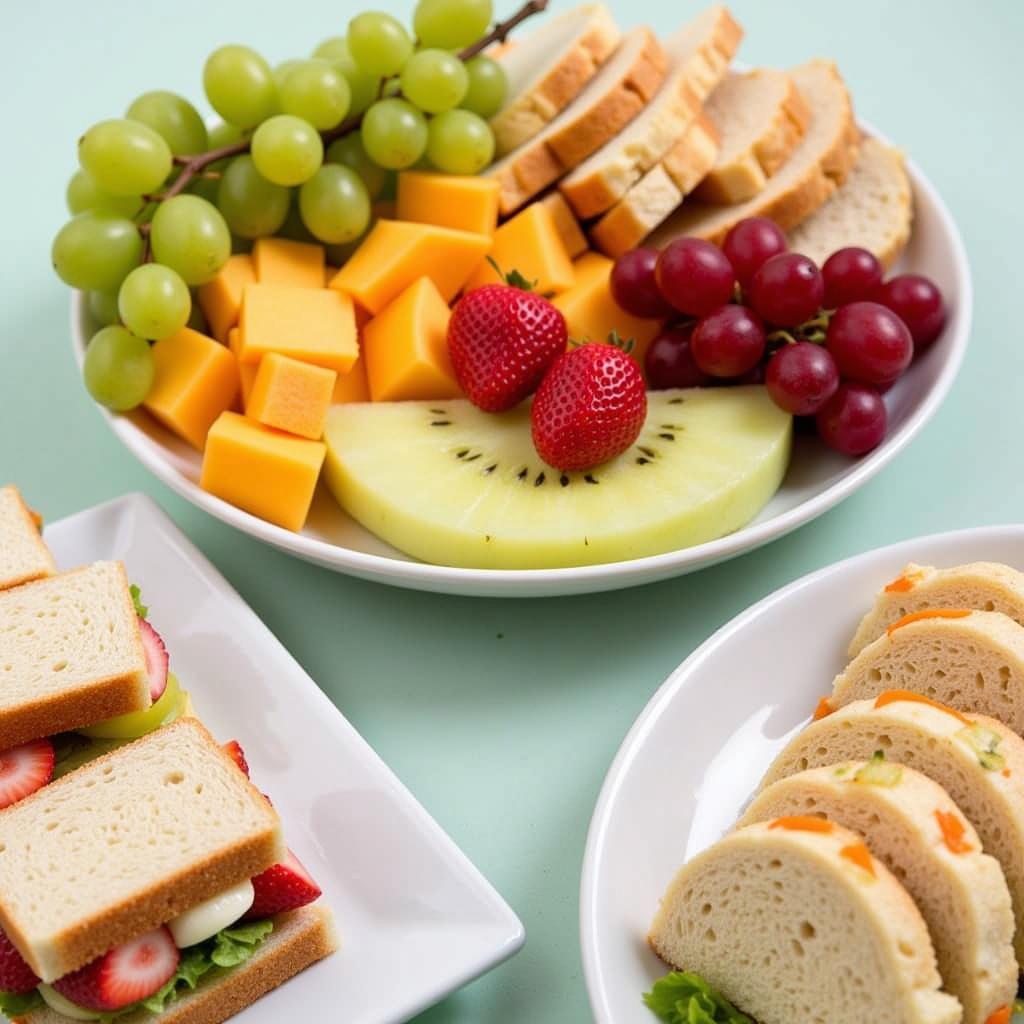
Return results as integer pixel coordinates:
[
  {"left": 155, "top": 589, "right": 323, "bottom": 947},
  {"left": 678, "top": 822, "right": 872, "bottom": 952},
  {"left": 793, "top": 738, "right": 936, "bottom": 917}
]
[
  {"left": 826, "top": 301, "right": 912, "bottom": 385},
  {"left": 691, "top": 305, "right": 766, "bottom": 378},
  {"left": 874, "top": 274, "right": 946, "bottom": 351},
  {"left": 610, "top": 248, "right": 673, "bottom": 319},
  {"left": 655, "top": 238, "right": 735, "bottom": 317},
  {"left": 816, "top": 383, "right": 887, "bottom": 455},
  {"left": 748, "top": 253, "right": 824, "bottom": 326},
  {"left": 722, "top": 217, "right": 787, "bottom": 288},
  {"left": 765, "top": 342, "right": 840, "bottom": 415},
  {"left": 821, "top": 247, "right": 883, "bottom": 308},
  {"left": 644, "top": 324, "right": 712, "bottom": 389}
]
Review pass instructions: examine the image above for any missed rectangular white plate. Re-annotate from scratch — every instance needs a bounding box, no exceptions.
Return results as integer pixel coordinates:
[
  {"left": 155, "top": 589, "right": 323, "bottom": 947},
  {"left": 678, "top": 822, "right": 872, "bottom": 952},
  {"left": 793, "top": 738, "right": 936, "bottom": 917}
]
[{"left": 40, "top": 492, "right": 524, "bottom": 1024}]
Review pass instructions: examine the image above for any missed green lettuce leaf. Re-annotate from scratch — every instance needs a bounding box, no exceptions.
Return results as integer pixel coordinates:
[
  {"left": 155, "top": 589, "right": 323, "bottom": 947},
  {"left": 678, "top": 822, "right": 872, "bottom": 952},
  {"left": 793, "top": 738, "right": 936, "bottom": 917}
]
[
  {"left": 210, "top": 920, "right": 274, "bottom": 968},
  {"left": 643, "top": 971, "right": 752, "bottom": 1024},
  {"left": 0, "top": 989, "right": 44, "bottom": 1016},
  {"left": 130, "top": 584, "right": 148, "bottom": 620}
]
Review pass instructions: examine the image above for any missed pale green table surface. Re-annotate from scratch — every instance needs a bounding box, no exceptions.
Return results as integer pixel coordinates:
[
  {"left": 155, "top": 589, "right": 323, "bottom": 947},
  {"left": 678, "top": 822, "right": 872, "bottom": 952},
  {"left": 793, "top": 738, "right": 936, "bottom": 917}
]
[{"left": 3, "top": 1, "right": 1023, "bottom": 1020}]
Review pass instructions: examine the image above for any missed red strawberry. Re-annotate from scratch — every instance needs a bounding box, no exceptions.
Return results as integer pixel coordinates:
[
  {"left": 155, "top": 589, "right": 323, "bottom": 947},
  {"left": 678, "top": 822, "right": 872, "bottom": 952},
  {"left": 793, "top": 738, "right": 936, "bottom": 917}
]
[
  {"left": 531, "top": 343, "right": 648, "bottom": 471},
  {"left": 138, "top": 618, "right": 169, "bottom": 701},
  {"left": 448, "top": 283, "right": 568, "bottom": 412},
  {"left": 0, "top": 927, "right": 40, "bottom": 994},
  {"left": 222, "top": 740, "right": 249, "bottom": 778},
  {"left": 245, "top": 850, "right": 322, "bottom": 919},
  {"left": 0, "top": 738, "right": 54, "bottom": 810},
  {"left": 53, "top": 928, "right": 179, "bottom": 1011}
]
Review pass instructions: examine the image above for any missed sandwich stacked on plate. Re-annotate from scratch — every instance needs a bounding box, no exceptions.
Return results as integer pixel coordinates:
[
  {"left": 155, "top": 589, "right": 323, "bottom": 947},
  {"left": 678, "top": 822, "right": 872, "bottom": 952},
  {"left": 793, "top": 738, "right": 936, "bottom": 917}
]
[{"left": 650, "top": 561, "right": 1024, "bottom": 1024}]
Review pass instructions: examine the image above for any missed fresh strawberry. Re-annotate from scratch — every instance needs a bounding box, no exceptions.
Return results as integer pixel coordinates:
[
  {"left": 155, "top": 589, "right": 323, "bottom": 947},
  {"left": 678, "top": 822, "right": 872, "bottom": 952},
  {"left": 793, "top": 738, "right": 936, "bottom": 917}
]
[
  {"left": 448, "top": 282, "right": 568, "bottom": 412},
  {"left": 0, "top": 927, "right": 40, "bottom": 994},
  {"left": 245, "top": 849, "right": 322, "bottom": 919},
  {"left": 138, "top": 618, "right": 169, "bottom": 701},
  {"left": 531, "top": 343, "right": 648, "bottom": 471},
  {"left": 222, "top": 740, "right": 249, "bottom": 778},
  {"left": 53, "top": 928, "right": 179, "bottom": 1011},
  {"left": 0, "top": 737, "right": 55, "bottom": 810}
]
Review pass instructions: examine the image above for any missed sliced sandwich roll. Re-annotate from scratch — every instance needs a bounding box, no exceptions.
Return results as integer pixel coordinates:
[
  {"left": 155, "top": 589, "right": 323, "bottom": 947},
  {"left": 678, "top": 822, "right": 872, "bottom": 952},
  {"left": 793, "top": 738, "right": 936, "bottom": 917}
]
[
  {"left": 741, "top": 761, "right": 1017, "bottom": 1024},
  {"left": 649, "top": 818, "right": 962, "bottom": 1024},
  {"left": 0, "top": 485, "right": 55, "bottom": 592}
]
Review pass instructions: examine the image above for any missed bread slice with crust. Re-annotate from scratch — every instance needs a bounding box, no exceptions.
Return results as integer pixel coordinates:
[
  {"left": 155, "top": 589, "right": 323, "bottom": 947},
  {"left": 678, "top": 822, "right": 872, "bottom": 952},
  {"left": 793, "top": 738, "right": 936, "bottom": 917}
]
[
  {"left": 648, "top": 60, "right": 860, "bottom": 247},
  {"left": 490, "top": 4, "right": 621, "bottom": 156},
  {"left": 761, "top": 693, "right": 1024, "bottom": 962},
  {"left": 559, "top": 5, "right": 741, "bottom": 219},
  {"left": 742, "top": 763, "right": 1017, "bottom": 1024},
  {"left": 0, "top": 486, "right": 55, "bottom": 592},
  {"left": 649, "top": 819, "right": 961, "bottom": 1024},
  {"left": 694, "top": 68, "right": 811, "bottom": 204},
  {"left": 0, "top": 718, "right": 284, "bottom": 982},
  {"left": 849, "top": 562, "right": 1024, "bottom": 658}
]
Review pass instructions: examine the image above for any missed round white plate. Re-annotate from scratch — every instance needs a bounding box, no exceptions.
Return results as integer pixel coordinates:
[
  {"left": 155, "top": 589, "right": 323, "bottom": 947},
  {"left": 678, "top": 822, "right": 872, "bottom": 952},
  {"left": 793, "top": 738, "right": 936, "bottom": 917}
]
[
  {"left": 580, "top": 524, "right": 1024, "bottom": 1024},
  {"left": 71, "top": 154, "right": 971, "bottom": 597}
]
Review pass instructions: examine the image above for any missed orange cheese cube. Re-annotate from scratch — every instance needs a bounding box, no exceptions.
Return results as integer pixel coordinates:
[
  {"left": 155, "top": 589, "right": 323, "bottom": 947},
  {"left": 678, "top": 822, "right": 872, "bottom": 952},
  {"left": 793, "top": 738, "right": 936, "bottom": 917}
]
[
  {"left": 397, "top": 172, "right": 500, "bottom": 235},
  {"left": 227, "top": 328, "right": 256, "bottom": 410},
  {"left": 252, "top": 238, "right": 325, "bottom": 287},
  {"left": 363, "top": 277, "right": 461, "bottom": 402},
  {"left": 329, "top": 220, "right": 490, "bottom": 314},
  {"left": 332, "top": 353, "right": 370, "bottom": 404},
  {"left": 200, "top": 411, "right": 325, "bottom": 531},
  {"left": 553, "top": 253, "right": 664, "bottom": 370},
  {"left": 538, "top": 192, "right": 588, "bottom": 258},
  {"left": 196, "top": 255, "right": 254, "bottom": 343},
  {"left": 246, "top": 353, "right": 336, "bottom": 440},
  {"left": 144, "top": 327, "right": 239, "bottom": 450},
  {"left": 239, "top": 284, "right": 359, "bottom": 373},
  {"left": 464, "top": 203, "right": 575, "bottom": 296}
]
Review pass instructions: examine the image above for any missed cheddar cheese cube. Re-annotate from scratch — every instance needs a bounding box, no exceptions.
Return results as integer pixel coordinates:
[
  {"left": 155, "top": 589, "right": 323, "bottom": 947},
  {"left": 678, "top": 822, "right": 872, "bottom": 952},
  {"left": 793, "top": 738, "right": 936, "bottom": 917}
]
[
  {"left": 246, "top": 353, "right": 336, "bottom": 440},
  {"left": 200, "top": 411, "right": 325, "bottom": 531},
  {"left": 196, "top": 255, "right": 254, "bottom": 342},
  {"left": 252, "top": 238, "right": 325, "bottom": 287},
  {"left": 397, "top": 172, "right": 500, "bottom": 236},
  {"left": 329, "top": 220, "right": 490, "bottom": 314},
  {"left": 464, "top": 203, "right": 575, "bottom": 296},
  {"left": 363, "top": 277, "right": 461, "bottom": 402},
  {"left": 238, "top": 284, "right": 359, "bottom": 373},
  {"left": 332, "top": 353, "right": 370, "bottom": 404},
  {"left": 144, "top": 327, "right": 239, "bottom": 450},
  {"left": 538, "top": 192, "right": 588, "bottom": 258}
]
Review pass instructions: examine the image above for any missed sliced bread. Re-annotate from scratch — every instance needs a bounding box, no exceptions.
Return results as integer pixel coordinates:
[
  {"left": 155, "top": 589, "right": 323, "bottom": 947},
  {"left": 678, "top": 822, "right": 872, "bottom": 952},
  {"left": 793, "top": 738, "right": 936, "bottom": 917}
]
[
  {"left": 648, "top": 60, "right": 860, "bottom": 247},
  {"left": 490, "top": 4, "right": 621, "bottom": 155},
  {"left": 0, "top": 561, "right": 150, "bottom": 750},
  {"left": 0, "top": 718, "right": 284, "bottom": 982},
  {"left": 537, "top": 191, "right": 589, "bottom": 257},
  {"left": 742, "top": 763, "right": 1017, "bottom": 1024},
  {"left": 760, "top": 693, "right": 1024, "bottom": 962},
  {"left": 0, "top": 486, "right": 55, "bottom": 592},
  {"left": 693, "top": 68, "right": 811, "bottom": 204},
  {"left": 788, "top": 135, "right": 913, "bottom": 269},
  {"left": 850, "top": 562, "right": 1024, "bottom": 657},
  {"left": 649, "top": 819, "right": 961, "bottom": 1024},
  {"left": 558, "top": 5, "right": 741, "bottom": 219},
  {"left": 487, "top": 27, "right": 669, "bottom": 214},
  {"left": 830, "top": 609, "right": 1024, "bottom": 733}
]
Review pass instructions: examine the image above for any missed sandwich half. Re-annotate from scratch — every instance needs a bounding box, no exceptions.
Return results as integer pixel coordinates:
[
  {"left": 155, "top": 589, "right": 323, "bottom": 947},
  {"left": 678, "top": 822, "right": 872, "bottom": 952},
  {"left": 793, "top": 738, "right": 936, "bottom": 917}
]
[{"left": 0, "top": 486, "right": 55, "bottom": 592}]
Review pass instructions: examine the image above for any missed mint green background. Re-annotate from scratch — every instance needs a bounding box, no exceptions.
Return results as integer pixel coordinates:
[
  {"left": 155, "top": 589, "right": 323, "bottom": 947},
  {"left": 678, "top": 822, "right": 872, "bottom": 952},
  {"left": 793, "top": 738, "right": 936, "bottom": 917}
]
[{"left": 3, "top": 1, "right": 1023, "bottom": 1019}]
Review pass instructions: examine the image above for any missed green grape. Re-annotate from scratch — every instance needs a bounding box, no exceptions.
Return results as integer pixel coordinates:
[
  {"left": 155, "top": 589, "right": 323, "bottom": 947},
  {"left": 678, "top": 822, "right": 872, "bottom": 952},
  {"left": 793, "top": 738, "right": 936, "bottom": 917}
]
[
  {"left": 278, "top": 59, "right": 351, "bottom": 130},
  {"left": 208, "top": 120, "right": 245, "bottom": 149},
  {"left": 315, "top": 37, "right": 379, "bottom": 116},
  {"left": 251, "top": 114, "right": 323, "bottom": 186},
  {"left": 118, "top": 264, "right": 191, "bottom": 340},
  {"left": 461, "top": 55, "right": 507, "bottom": 117},
  {"left": 313, "top": 37, "right": 348, "bottom": 61},
  {"left": 52, "top": 213, "right": 143, "bottom": 291},
  {"left": 203, "top": 45, "right": 277, "bottom": 128},
  {"left": 82, "top": 326, "right": 154, "bottom": 411},
  {"left": 325, "top": 132, "right": 388, "bottom": 199},
  {"left": 347, "top": 12, "right": 413, "bottom": 77},
  {"left": 413, "top": 0, "right": 493, "bottom": 49},
  {"left": 150, "top": 195, "right": 231, "bottom": 285},
  {"left": 78, "top": 119, "right": 173, "bottom": 196},
  {"left": 273, "top": 59, "right": 304, "bottom": 86},
  {"left": 87, "top": 290, "right": 121, "bottom": 327},
  {"left": 426, "top": 109, "right": 494, "bottom": 174},
  {"left": 79, "top": 673, "right": 181, "bottom": 740},
  {"left": 217, "top": 155, "right": 291, "bottom": 238},
  {"left": 66, "top": 170, "right": 141, "bottom": 218},
  {"left": 400, "top": 49, "right": 468, "bottom": 113},
  {"left": 126, "top": 91, "right": 208, "bottom": 156},
  {"left": 188, "top": 173, "right": 220, "bottom": 205},
  {"left": 299, "top": 164, "right": 371, "bottom": 243},
  {"left": 361, "top": 99, "right": 428, "bottom": 170}
]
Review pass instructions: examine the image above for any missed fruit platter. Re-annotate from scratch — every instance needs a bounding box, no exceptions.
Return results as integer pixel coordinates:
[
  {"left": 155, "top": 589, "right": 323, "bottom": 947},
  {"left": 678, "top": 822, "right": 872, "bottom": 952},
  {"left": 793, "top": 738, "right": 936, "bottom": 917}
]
[{"left": 60, "top": 0, "right": 970, "bottom": 596}]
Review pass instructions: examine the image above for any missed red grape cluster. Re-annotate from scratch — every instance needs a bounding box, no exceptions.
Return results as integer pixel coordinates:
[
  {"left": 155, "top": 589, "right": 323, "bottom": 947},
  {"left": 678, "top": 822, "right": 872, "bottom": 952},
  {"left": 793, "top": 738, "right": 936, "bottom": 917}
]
[{"left": 610, "top": 217, "right": 947, "bottom": 456}]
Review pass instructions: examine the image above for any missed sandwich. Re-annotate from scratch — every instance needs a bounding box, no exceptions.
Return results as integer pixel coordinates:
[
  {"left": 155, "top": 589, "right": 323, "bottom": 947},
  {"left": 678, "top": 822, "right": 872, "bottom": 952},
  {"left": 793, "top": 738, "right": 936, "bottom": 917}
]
[
  {"left": 0, "top": 717, "right": 336, "bottom": 1023},
  {"left": 0, "top": 486, "right": 55, "bottom": 592}
]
